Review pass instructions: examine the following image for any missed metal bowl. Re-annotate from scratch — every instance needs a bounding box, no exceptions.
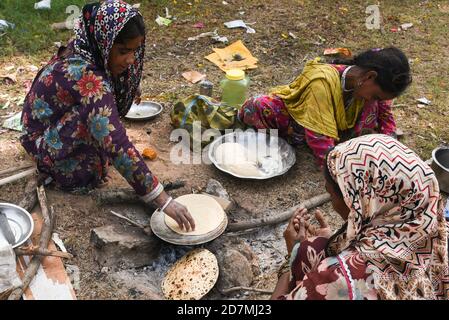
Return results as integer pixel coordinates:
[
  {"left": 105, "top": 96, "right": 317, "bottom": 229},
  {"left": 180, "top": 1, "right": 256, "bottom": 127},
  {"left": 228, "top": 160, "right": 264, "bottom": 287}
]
[
  {"left": 208, "top": 130, "right": 296, "bottom": 179},
  {"left": 431, "top": 147, "right": 449, "bottom": 194},
  {"left": 125, "top": 101, "right": 163, "bottom": 120},
  {"left": 0, "top": 203, "right": 34, "bottom": 248}
]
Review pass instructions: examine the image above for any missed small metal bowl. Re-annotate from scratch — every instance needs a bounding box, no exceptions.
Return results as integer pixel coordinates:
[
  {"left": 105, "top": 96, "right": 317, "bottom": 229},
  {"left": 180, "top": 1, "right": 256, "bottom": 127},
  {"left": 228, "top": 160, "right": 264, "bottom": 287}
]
[
  {"left": 125, "top": 101, "right": 163, "bottom": 121},
  {"left": 208, "top": 130, "right": 296, "bottom": 179},
  {"left": 431, "top": 147, "right": 449, "bottom": 194},
  {"left": 0, "top": 203, "right": 34, "bottom": 248}
]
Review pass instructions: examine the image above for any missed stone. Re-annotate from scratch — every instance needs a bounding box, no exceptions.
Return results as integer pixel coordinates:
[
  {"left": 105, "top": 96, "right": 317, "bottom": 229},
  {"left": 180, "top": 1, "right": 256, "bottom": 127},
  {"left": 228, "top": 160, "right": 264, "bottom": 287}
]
[
  {"left": 206, "top": 237, "right": 261, "bottom": 291},
  {"left": 205, "top": 179, "right": 230, "bottom": 201},
  {"left": 216, "top": 249, "right": 253, "bottom": 290},
  {"left": 90, "top": 224, "right": 162, "bottom": 268}
]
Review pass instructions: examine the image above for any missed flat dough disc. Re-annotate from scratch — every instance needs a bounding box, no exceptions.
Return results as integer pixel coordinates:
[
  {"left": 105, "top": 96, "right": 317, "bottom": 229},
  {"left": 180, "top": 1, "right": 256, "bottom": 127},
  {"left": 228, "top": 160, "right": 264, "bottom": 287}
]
[
  {"left": 162, "top": 248, "right": 219, "bottom": 300},
  {"left": 215, "top": 142, "right": 262, "bottom": 177},
  {"left": 164, "top": 194, "right": 225, "bottom": 236}
]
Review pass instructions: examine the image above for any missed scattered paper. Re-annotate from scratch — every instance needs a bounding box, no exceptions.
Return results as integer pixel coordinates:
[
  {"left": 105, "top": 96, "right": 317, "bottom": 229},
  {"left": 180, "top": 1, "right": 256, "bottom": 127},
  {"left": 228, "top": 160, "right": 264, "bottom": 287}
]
[
  {"left": 0, "top": 20, "right": 15, "bottom": 31},
  {"left": 205, "top": 40, "right": 258, "bottom": 72},
  {"left": 34, "top": 0, "right": 51, "bottom": 10},
  {"left": 188, "top": 30, "right": 228, "bottom": 43},
  {"left": 417, "top": 97, "right": 431, "bottom": 105},
  {"left": 2, "top": 112, "right": 23, "bottom": 131},
  {"left": 224, "top": 20, "right": 256, "bottom": 34},
  {"left": 400, "top": 23, "right": 413, "bottom": 30},
  {"left": 182, "top": 71, "right": 206, "bottom": 84},
  {"left": 155, "top": 16, "right": 172, "bottom": 26}
]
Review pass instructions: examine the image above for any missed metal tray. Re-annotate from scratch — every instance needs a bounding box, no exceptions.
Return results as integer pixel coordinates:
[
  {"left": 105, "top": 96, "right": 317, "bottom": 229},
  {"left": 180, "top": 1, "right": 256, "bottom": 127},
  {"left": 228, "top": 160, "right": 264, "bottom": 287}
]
[
  {"left": 150, "top": 209, "right": 228, "bottom": 246},
  {"left": 125, "top": 101, "right": 163, "bottom": 120},
  {"left": 0, "top": 203, "right": 34, "bottom": 248},
  {"left": 208, "top": 130, "right": 296, "bottom": 179}
]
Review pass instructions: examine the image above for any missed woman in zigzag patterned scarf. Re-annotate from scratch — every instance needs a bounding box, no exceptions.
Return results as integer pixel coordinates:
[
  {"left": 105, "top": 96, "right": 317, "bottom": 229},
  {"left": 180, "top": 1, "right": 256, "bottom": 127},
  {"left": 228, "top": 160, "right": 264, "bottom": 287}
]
[{"left": 275, "top": 134, "right": 449, "bottom": 300}]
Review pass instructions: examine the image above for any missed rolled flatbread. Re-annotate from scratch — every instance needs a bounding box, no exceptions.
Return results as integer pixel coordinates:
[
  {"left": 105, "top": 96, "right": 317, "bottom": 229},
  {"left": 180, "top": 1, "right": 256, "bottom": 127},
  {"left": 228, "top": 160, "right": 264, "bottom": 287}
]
[{"left": 165, "top": 194, "right": 225, "bottom": 236}]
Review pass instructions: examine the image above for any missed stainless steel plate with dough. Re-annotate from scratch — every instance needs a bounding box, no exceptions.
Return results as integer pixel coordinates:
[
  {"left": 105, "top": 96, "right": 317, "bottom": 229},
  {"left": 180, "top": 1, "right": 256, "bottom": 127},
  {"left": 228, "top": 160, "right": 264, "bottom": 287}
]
[
  {"left": 208, "top": 130, "right": 296, "bottom": 179},
  {"left": 150, "top": 209, "right": 228, "bottom": 246},
  {"left": 125, "top": 101, "right": 163, "bottom": 120}
]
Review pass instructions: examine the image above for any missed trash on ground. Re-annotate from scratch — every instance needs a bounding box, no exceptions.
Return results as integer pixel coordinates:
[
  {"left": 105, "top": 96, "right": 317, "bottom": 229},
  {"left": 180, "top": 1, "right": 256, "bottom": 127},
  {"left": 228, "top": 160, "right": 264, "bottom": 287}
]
[
  {"left": 34, "top": 0, "right": 51, "bottom": 10},
  {"left": 205, "top": 40, "right": 258, "bottom": 72},
  {"left": 0, "top": 20, "right": 15, "bottom": 31},
  {"left": 288, "top": 32, "right": 298, "bottom": 39},
  {"left": 142, "top": 148, "right": 158, "bottom": 160},
  {"left": 188, "top": 30, "right": 228, "bottom": 44},
  {"left": 2, "top": 112, "right": 23, "bottom": 132},
  {"left": 417, "top": 97, "right": 431, "bottom": 105},
  {"left": 193, "top": 22, "right": 205, "bottom": 29},
  {"left": 323, "top": 47, "right": 352, "bottom": 58},
  {"left": 224, "top": 20, "right": 256, "bottom": 34},
  {"left": 132, "top": 3, "right": 141, "bottom": 9},
  {"left": 155, "top": 16, "right": 172, "bottom": 27},
  {"left": 182, "top": 71, "right": 206, "bottom": 84},
  {"left": 0, "top": 73, "right": 17, "bottom": 84},
  {"left": 401, "top": 23, "right": 413, "bottom": 30}
]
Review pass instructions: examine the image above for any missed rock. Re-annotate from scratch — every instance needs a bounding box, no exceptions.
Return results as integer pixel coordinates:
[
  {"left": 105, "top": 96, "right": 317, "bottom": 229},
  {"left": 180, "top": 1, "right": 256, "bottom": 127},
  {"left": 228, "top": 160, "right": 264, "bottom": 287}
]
[
  {"left": 90, "top": 224, "right": 162, "bottom": 268},
  {"left": 216, "top": 249, "right": 253, "bottom": 290},
  {"left": 205, "top": 179, "right": 230, "bottom": 200},
  {"left": 207, "top": 238, "right": 261, "bottom": 290}
]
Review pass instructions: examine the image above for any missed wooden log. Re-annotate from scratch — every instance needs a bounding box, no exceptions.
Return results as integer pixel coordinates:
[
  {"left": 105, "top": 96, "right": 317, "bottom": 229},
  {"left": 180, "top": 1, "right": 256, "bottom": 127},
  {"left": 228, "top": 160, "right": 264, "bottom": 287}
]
[
  {"left": 15, "top": 246, "right": 73, "bottom": 259},
  {"left": 18, "top": 176, "right": 38, "bottom": 212},
  {"left": 220, "top": 286, "right": 272, "bottom": 295},
  {"left": 0, "top": 168, "right": 35, "bottom": 187},
  {"left": 0, "top": 164, "right": 34, "bottom": 177},
  {"left": 92, "top": 181, "right": 186, "bottom": 205},
  {"left": 226, "top": 192, "right": 331, "bottom": 233},
  {"left": 8, "top": 186, "right": 55, "bottom": 300}
]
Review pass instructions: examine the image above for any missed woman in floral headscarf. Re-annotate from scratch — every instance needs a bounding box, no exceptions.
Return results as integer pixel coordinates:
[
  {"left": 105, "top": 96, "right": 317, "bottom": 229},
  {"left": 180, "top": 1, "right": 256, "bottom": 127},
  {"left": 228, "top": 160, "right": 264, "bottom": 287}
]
[
  {"left": 20, "top": 0, "right": 195, "bottom": 231},
  {"left": 273, "top": 134, "right": 449, "bottom": 300}
]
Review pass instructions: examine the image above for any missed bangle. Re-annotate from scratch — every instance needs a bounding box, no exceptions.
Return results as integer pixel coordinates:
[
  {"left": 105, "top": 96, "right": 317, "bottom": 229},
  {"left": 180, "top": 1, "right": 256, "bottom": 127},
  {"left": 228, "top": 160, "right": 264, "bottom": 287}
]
[{"left": 160, "top": 196, "right": 173, "bottom": 212}]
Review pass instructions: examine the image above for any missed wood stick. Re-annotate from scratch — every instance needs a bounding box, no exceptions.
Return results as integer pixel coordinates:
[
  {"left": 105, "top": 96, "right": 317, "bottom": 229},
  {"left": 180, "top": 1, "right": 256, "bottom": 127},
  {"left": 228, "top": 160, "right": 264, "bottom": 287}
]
[
  {"left": 15, "top": 247, "right": 73, "bottom": 259},
  {"left": 8, "top": 186, "right": 55, "bottom": 300},
  {"left": 0, "top": 164, "right": 34, "bottom": 177},
  {"left": 226, "top": 192, "right": 331, "bottom": 233},
  {"left": 18, "top": 176, "right": 38, "bottom": 212},
  {"left": 93, "top": 181, "right": 186, "bottom": 205},
  {"left": 110, "top": 210, "right": 146, "bottom": 229},
  {"left": 220, "top": 286, "right": 273, "bottom": 295},
  {"left": 0, "top": 168, "right": 35, "bottom": 187}
]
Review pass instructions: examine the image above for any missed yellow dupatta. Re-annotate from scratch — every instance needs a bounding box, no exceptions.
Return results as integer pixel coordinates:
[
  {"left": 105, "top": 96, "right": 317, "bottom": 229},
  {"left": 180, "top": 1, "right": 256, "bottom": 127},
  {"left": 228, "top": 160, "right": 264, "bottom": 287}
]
[{"left": 271, "top": 58, "right": 364, "bottom": 140}]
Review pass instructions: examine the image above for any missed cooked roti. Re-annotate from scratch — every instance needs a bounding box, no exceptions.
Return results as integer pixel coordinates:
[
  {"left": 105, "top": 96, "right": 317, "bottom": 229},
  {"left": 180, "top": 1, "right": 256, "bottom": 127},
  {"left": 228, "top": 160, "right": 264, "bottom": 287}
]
[
  {"left": 162, "top": 248, "right": 219, "bottom": 300},
  {"left": 164, "top": 194, "right": 225, "bottom": 235}
]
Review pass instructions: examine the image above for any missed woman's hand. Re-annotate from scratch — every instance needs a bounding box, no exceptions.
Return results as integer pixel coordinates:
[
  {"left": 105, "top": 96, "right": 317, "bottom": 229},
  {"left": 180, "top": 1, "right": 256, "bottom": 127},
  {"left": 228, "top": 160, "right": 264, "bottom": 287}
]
[
  {"left": 153, "top": 192, "right": 195, "bottom": 232},
  {"left": 293, "top": 208, "right": 332, "bottom": 239},
  {"left": 163, "top": 200, "right": 196, "bottom": 232},
  {"left": 283, "top": 212, "right": 307, "bottom": 255}
]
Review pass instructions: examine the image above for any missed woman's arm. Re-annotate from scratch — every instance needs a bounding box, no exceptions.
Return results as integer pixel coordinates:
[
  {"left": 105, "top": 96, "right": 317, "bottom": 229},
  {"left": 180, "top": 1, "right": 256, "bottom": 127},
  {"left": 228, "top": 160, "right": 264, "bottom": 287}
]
[{"left": 304, "top": 129, "right": 335, "bottom": 168}]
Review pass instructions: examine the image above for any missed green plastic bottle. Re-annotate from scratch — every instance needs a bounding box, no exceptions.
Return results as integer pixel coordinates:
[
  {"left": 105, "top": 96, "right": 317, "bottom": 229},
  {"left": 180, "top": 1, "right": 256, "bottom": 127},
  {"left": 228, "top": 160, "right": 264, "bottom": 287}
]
[{"left": 220, "top": 69, "right": 250, "bottom": 108}]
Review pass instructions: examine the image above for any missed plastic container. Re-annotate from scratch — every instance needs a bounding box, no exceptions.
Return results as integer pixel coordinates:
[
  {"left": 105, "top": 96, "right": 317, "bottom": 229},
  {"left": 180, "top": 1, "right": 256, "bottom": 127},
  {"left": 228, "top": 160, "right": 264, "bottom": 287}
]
[{"left": 220, "top": 69, "right": 250, "bottom": 108}]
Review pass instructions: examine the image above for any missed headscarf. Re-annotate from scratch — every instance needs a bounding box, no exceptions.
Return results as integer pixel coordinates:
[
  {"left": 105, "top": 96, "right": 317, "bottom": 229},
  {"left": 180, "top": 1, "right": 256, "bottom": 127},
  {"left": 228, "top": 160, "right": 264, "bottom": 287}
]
[
  {"left": 271, "top": 58, "right": 364, "bottom": 140},
  {"left": 326, "top": 134, "right": 449, "bottom": 299},
  {"left": 73, "top": 0, "right": 145, "bottom": 117}
]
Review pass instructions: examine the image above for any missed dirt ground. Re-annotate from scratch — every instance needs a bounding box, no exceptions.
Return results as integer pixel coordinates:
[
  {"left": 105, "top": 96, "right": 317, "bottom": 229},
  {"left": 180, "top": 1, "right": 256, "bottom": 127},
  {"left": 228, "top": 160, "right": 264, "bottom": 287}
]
[{"left": 0, "top": 0, "right": 448, "bottom": 299}]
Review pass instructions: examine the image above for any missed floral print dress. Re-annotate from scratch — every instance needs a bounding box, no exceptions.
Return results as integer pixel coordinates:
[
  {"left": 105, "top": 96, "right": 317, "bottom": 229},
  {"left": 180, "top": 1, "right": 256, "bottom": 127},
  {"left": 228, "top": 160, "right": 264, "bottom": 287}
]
[{"left": 20, "top": 1, "right": 163, "bottom": 201}]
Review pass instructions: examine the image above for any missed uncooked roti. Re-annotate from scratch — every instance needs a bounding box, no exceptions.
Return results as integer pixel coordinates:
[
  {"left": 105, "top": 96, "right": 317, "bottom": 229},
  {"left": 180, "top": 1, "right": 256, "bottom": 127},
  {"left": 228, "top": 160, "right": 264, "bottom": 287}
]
[
  {"left": 214, "top": 142, "right": 262, "bottom": 177},
  {"left": 164, "top": 194, "right": 225, "bottom": 235},
  {"left": 162, "top": 248, "right": 219, "bottom": 300}
]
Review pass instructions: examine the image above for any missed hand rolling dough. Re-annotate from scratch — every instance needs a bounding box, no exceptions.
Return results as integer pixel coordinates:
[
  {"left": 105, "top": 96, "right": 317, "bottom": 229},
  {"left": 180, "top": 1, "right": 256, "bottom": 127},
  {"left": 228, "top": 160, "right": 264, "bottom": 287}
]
[{"left": 165, "top": 194, "right": 225, "bottom": 235}]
